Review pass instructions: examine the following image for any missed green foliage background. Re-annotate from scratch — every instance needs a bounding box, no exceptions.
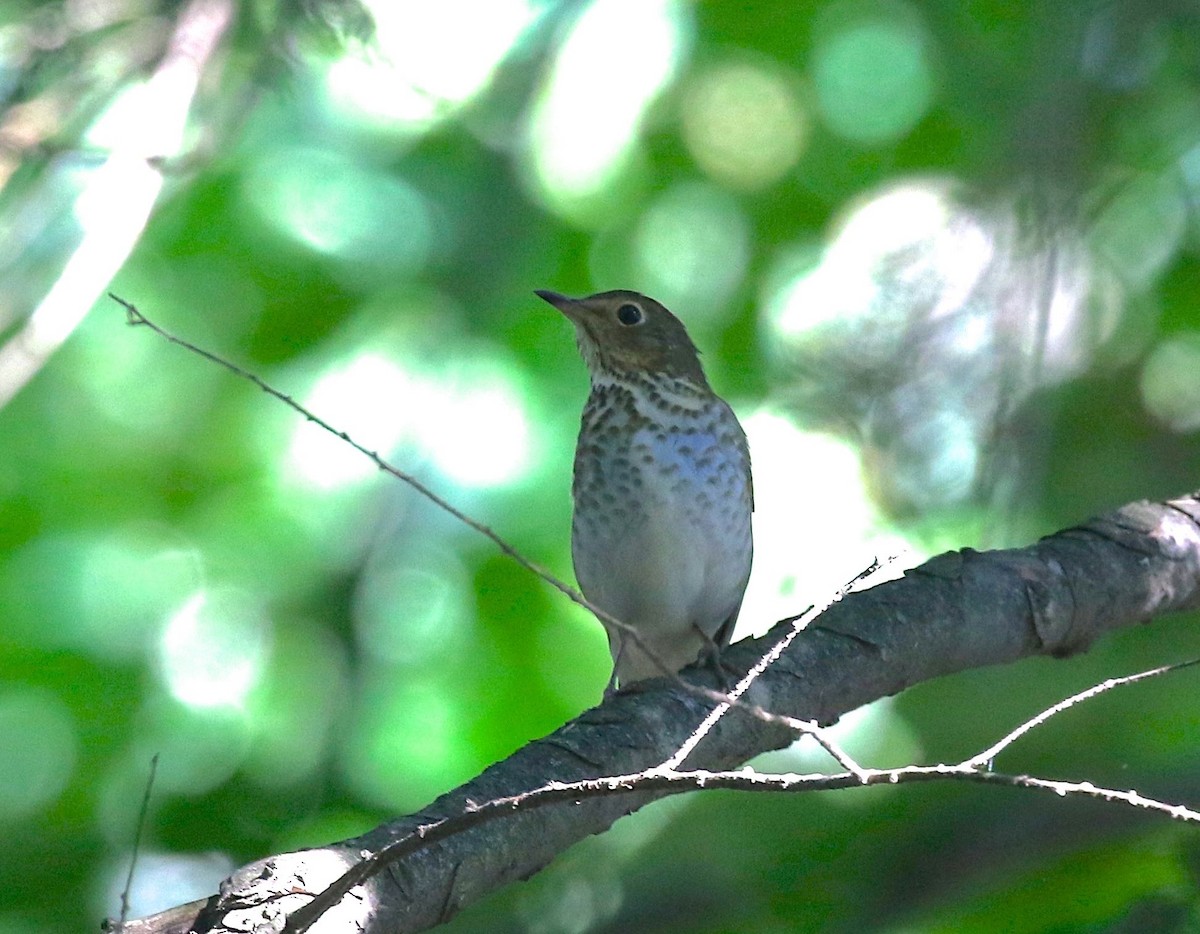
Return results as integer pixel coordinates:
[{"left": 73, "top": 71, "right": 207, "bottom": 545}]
[{"left": 1, "top": 0, "right": 1199, "bottom": 931}]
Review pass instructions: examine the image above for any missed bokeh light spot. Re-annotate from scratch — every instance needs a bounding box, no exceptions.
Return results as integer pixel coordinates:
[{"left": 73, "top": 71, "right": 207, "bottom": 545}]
[
  {"left": 1091, "top": 171, "right": 1185, "bottom": 290},
  {"left": 681, "top": 57, "right": 807, "bottom": 190},
  {"left": 631, "top": 181, "right": 750, "bottom": 316},
  {"left": 527, "top": 0, "right": 690, "bottom": 215},
  {"left": 765, "top": 182, "right": 956, "bottom": 341},
  {"left": 159, "top": 589, "right": 270, "bottom": 711},
  {"left": 286, "top": 345, "right": 533, "bottom": 493},
  {"left": 244, "top": 147, "right": 432, "bottom": 271},
  {"left": 0, "top": 686, "right": 76, "bottom": 820},
  {"left": 355, "top": 549, "right": 471, "bottom": 666},
  {"left": 72, "top": 293, "right": 236, "bottom": 439},
  {"left": 80, "top": 530, "right": 203, "bottom": 661},
  {"left": 875, "top": 408, "right": 981, "bottom": 511},
  {"left": 97, "top": 851, "right": 234, "bottom": 924},
  {"left": 1140, "top": 334, "right": 1200, "bottom": 432},
  {"left": 129, "top": 700, "right": 251, "bottom": 796},
  {"left": 764, "top": 179, "right": 1098, "bottom": 384},
  {"left": 420, "top": 360, "right": 533, "bottom": 487},
  {"left": 326, "top": 0, "right": 538, "bottom": 131},
  {"left": 244, "top": 621, "right": 348, "bottom": 788},
  {"left": 0, "top": 535, "right": 94, "bottom": 651},
  {"left": 736, "top": 409, "right": 915, "bottom": 638},
  {"left": 811, "top": 7, "right": 934, "bottom": 145},
  {"left": 341, "top": 674, "right": 474, "bottom": 810},
  {"left": 0, "top": 530, "right": 200, "bottom": 661},
  {"left": 287, "top": 351, "right": 413, "bottom": 491}
]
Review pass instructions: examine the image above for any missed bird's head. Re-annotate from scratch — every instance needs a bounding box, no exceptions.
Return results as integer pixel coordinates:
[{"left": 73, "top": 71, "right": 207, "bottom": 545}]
[{"left": 537, "top": 289, "right": 709, "bottom": 386}]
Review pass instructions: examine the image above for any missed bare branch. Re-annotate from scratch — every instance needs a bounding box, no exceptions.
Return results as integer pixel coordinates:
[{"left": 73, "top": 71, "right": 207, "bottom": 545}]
[
  {"left": 280, "top": 760, "right": 1200, "bottom": 934},
  {"left": 278, "top": 652, "right": 1200, "bottom": 933},
  {"left": 161, "top": 490, "right": 1200, "bottom": 934}
]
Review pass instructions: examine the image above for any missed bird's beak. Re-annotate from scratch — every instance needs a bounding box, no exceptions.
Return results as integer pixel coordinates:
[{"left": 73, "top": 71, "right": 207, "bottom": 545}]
[{"left": 535, "top": 289, "right": 585, "bottom": 324}]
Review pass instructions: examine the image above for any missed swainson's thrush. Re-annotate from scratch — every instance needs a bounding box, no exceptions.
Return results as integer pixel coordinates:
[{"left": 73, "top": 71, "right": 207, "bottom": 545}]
[{"left": 538, "top": 289, "right": 754, "bottom": 688}]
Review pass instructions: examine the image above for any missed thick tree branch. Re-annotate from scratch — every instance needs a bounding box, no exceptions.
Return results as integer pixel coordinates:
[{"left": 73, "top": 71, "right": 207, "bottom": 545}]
[{"left": 118, "top": 492, "right": 1200, "bottom": 934}]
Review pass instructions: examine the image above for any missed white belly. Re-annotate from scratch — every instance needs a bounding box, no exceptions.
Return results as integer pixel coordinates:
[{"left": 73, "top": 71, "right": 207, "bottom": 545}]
[{"left": 571, "top": 416, "right": 753, "bottom": 681}]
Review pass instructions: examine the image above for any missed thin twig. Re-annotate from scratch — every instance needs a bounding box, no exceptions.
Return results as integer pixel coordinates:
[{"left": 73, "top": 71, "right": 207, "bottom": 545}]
[
  {"left": 281, "top": 608, "right": 1195, "bottom": 932},
  {"left": 109, "top": 293, "right": 683, "bottom": 682},
  {"left": 281, "top": 756, "right": 1200, "bottom": 933},
  {"left": 112, "top": 294, "right": 886, "bottom": 730},
  {"left": 663, "top": 557, "right": 886, "bottom": 772},
  {"left": 119, "top": 753, "right": 159, "bottom": 923},
  {"left": 774, "top": 716, "right": 870, "bottom": 780},
  {"left": 112, "top": 296, "right": 1200, "bottom": 934},
  {"left": 964, "top": 657, "right": 1200, "bottom": 768}
]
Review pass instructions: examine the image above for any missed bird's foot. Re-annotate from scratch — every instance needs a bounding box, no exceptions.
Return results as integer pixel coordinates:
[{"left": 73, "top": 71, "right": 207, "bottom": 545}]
[{"left": 693, "top": 626, "right": 738, "bottom": 690}]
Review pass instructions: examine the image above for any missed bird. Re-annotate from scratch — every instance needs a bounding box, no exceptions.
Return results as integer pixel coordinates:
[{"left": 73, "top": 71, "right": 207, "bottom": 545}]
[{"left": 538, "top": 288, "right": 754, "bottom": 689}]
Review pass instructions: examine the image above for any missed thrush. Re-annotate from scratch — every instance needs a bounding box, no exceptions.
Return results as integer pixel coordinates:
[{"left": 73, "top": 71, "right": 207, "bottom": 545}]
[{"left": 538, "top": 288, "right": 754, "bottom": 688}]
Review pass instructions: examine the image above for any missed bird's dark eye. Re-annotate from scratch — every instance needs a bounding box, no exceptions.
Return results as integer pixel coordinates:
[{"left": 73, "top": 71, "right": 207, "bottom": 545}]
[{"left": 616, "top": 303, "right": 644, "bottom": 326}]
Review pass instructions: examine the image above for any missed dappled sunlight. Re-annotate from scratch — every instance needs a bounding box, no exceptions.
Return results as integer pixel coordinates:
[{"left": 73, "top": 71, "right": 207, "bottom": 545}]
[
  {"left": 871, "top": 408, "right": 981, "bottom": 512},
  {"left": 681, "top": 56, "right": 808, "bottom": 191},
  {"left": 158, "top": 589, "right": 271, "bottom": 711},
  {"left": 0, "top": 0, "right": 231, "bottom": 408},
  {"left": 514, "top": 859, "right": 625, "bottom": 934},
  {"left": 0, "top": 529, "right": 203, "bottom": 662},
  {"left": 761, "top": 178, "right": 1102, "bottom": 515},
  {"left": 1140, "top": 334, "right": 1200, "bottom": 432},
  {"left": 736, "top": 409, "right": 915, "bottom": 640},
  {"left": 286, "top": 351, "right": 415, "bottom": 490},
  {"left": 0, "top": 131, "right": 164, "bottom": 407},
  {"left": 7, "top": 2, "right": 1200, "bottom": 929},
  {"left": 0, "top": 535, "right": 108, "bottom": 652},
  {"left": 340, "top": 671, "right": 477, "bottom": 811},
  {"left": 353, "top": 547, "right": 473, "bottom": 667},
  {"left": 242, "top": 147, "right": 433, "bottom": 271},
  {"left": 0, "top": 686, "right": 76, "bottom": 821},
  {"left": 125, "top": 696, "right": 251, "bottom": 796},
  {"left": 97, "top": 851, "right": 234, "bottom": 924},
  {"left": 284, "top": 343, "right": 535, "bottom": 493},
  {"left": 768, "top": 182, "right": 966, "bottom": 338},
  {"left": 526, "top": 0, "right": 690, "bottom": 219},
  {"left": 325, "top": 0, "right": 539, "bottom": 131},
  {"left": 243, "top": 621, "right": 348, "bottom": 789},
  {"left": 326, "top": 53, "right": 446, "bottom": 131},
  {"left": 1090, "top": 171, "right": 1187, "bottom": 291},
  {"left": 810, "top": 1, "right": 935, "bottom": 145},
  {"left": 79, "top": 531, "right": 205, "bottom": 660},
  {"left": 68, "top": 297, "right": 236, "bottom": 438},
  {"left": 629, "top": 181, "right": 751, "bottom": 319},
  {"left": 422, "top": 358, "right": 534, "bottom": 487}
]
